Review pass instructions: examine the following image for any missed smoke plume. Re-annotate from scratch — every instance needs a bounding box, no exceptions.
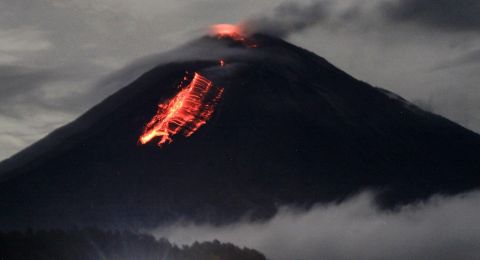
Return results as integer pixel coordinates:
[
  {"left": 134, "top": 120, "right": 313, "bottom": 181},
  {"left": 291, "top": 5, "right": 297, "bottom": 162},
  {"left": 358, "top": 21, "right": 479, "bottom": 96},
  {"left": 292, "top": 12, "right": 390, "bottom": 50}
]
[{"left": 243, "top": 1, "right": 332, "bottom": 37}]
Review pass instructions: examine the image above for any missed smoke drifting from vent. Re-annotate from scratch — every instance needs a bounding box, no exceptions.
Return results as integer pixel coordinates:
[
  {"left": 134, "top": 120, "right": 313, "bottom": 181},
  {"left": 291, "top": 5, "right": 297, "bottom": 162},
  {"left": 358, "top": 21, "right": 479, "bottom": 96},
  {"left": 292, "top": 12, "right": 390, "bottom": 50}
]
[{"left": 243, "top": 1, "right": 331, "bottom": 38}]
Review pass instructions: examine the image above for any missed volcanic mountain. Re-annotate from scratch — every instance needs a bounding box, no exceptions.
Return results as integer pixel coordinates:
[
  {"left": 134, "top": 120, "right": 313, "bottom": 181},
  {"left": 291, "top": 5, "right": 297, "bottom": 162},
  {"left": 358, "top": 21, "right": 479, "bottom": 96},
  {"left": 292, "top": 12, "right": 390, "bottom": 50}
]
[{"left": 1, "top": 33, "right": 479, "bottom": 230}]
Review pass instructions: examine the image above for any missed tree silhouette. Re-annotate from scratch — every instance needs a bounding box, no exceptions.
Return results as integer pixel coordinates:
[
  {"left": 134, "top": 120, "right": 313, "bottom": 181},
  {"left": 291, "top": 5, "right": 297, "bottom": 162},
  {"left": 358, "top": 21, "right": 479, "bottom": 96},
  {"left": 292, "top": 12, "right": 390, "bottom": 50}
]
[{"left": 0, "top": 228, "right": 266, "bottom": 260}]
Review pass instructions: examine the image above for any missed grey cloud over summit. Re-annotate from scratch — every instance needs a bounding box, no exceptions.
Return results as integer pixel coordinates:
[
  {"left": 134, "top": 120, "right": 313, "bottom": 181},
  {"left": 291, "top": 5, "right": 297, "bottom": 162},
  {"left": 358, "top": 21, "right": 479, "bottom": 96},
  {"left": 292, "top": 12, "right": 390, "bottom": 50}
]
[{"left": 244, "top": 1, "right": 331, "bottom": 37}]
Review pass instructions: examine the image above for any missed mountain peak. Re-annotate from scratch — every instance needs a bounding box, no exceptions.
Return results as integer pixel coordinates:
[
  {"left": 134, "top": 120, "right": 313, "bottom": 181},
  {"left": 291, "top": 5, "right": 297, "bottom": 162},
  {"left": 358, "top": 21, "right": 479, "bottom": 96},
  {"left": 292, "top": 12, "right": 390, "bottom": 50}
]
[{"left": 1, "top": 34, "right": 479, "bottom": 229}]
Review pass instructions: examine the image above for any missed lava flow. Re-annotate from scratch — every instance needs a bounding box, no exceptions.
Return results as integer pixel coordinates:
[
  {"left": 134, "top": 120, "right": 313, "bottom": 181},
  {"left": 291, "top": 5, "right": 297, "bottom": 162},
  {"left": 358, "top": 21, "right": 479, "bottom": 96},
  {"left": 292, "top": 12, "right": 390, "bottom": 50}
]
[{"left": 139, "top": 73, "right": 224, "bottom": 147}]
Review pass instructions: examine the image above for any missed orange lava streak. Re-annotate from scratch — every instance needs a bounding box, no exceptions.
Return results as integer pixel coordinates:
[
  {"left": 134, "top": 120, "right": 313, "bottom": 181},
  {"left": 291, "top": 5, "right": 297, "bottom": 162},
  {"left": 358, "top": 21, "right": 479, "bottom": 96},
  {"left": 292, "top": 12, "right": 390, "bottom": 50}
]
[{"left": 139, "top": 73, "right": 223, "bottom": 147}]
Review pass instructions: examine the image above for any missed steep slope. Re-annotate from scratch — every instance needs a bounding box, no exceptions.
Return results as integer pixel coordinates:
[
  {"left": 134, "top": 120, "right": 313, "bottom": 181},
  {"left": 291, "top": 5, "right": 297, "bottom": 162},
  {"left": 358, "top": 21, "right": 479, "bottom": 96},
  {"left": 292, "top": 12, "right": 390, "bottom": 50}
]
[{"left": 0, "top": 34, "right": 479, "bottom": 229}]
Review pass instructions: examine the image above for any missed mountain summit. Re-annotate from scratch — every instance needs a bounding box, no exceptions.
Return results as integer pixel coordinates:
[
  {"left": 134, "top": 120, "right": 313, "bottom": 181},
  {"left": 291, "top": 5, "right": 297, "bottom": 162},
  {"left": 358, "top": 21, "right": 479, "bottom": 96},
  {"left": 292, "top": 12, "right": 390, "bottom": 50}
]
[{"left": 1, "top": 33, "right": 479, "bottom": 229}]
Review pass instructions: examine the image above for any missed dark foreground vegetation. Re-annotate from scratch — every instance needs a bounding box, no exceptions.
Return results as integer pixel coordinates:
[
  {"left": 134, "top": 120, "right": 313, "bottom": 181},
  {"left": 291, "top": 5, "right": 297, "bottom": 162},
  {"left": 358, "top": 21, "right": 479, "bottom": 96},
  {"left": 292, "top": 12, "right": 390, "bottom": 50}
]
[{"left": 0, "top": 228, "right": 266, "bottom": 260}]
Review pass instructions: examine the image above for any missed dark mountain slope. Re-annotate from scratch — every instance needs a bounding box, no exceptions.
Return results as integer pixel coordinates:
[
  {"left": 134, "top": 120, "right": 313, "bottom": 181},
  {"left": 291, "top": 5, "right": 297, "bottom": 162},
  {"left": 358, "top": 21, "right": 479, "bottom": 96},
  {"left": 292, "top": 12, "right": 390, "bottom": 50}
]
[{"left": 0, "top": 34, "right": 479, "bottom": 229}]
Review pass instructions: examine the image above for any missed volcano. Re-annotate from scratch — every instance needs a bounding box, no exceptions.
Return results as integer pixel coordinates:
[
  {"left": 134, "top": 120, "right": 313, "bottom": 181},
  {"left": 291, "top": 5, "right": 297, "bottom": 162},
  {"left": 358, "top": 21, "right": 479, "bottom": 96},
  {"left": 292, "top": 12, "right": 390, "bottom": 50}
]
[{"left": 1, "top": 33, "right": 479, "bottom": 230}]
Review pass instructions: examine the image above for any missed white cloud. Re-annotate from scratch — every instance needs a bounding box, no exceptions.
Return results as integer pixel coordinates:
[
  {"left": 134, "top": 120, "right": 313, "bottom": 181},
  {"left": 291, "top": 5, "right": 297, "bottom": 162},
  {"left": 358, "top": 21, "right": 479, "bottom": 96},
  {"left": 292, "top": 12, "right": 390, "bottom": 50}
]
[
  {"left": 153, "top": 191, "right": 480, "bottom": 260},
  {"left": 0, "top": 28, "right": 51, "bottom": 53},
  {"left": 0, "top": 53, "right": 18, "bottom": 64},
  {"left": 0, "top": 107, "right": 73, "bottom": 160},
  {"left": 0, "top": 27, "right": 51, "bottom": 67}
]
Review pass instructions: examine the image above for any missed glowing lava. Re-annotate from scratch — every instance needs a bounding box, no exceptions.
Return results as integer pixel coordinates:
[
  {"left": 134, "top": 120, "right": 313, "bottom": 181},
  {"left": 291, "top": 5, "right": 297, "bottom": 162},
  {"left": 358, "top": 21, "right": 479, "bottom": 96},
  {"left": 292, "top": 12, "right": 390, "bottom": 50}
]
[
  {"left": 139, "top": 73, "right": 223, "bottom": 147},
  {"left": 210, "top": 24, "right": 246, "bottom": 41},
  {"left": 210, "top": 23, "right": 257, "bottom": 48}
]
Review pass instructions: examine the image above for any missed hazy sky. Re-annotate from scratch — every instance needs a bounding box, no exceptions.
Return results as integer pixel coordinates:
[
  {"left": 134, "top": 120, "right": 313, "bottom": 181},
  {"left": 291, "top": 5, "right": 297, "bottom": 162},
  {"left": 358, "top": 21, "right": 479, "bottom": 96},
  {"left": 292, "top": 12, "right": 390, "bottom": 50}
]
[{"left": 1, "top": 0, "right": 480, "bottom": 160}]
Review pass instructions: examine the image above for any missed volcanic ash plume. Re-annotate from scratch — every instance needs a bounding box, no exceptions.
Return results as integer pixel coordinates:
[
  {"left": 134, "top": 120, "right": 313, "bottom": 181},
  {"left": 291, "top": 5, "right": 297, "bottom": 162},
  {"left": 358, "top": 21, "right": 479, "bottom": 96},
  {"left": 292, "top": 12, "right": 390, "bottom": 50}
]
[{"left": 243, "top": 1, "right": 331, "bottom": 37}]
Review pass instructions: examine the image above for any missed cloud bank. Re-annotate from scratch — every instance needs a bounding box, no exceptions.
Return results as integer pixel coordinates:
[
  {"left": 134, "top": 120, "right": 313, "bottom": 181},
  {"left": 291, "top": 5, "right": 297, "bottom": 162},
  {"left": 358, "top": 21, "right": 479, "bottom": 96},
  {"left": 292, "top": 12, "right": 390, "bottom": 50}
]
[{"left": 154, "top": 191, "right": 480, "bottom": 260}]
